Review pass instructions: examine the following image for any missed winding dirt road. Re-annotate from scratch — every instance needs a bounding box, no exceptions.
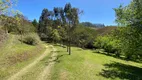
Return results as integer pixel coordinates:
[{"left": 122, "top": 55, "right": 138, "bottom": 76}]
[{"left": 8, "top": 45, "right": 57, "bottom": 80}]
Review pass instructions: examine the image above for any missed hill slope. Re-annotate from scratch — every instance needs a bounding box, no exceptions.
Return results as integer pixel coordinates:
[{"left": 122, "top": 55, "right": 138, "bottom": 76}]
[
  {"left": 50, "top": 45, "right": 142, "bottom": 80},
  {"left": 0, "top": 29, "right": 8, "bottom": 47},
  {"left": 96, "top": 27, "right": 117, "bottom": 36},
  {"left": 0, "top": 34, "right": 46, "bottom": 80}
]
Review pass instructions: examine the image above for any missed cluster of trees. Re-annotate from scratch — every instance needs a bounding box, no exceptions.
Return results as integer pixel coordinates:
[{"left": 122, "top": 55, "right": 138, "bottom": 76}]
[
  {"left": 0, "top": 0, "right": 36, "bottom": 34},
  {"left": 1, "top": 15, "right": 35, "bottom": 34},
  {"left": 0, "top": 0, "right": 38, "bottom": 45},
  {"left": 94, "top": 0, "right": 142, "bottom": 61},
  {"left": 37, "top": 3, "right": 83, "bottom": 55},
  {"left": 0, "top": 14, "right": 36, "bottom": 44}
]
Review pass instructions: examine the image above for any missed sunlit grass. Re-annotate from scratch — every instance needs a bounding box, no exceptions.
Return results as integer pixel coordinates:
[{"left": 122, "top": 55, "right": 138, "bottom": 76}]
[{"left": 51, "top": 45, "right": 142, "bottom": 80}]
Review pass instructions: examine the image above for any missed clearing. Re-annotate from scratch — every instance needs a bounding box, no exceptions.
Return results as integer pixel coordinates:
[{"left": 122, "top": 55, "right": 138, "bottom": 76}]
[
  {"left": 50, "top": 45, "right": 142, "bottom": 80},
  {"left": 0, "top": 35, "right": 142, "bottom": 80}
]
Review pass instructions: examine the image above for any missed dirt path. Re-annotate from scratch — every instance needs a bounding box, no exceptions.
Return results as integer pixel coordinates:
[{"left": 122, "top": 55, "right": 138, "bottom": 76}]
[
  {"left": 37, "top": 45, "right": 57, "bottom": 80},
  {"left": 8, "top": 45, "right": 52, "bottom": 80}
]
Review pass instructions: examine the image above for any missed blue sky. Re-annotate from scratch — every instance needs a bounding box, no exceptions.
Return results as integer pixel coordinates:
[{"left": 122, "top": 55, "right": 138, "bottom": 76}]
[{"left": 14, "top": 0, "right": 131, "bottom": 26}]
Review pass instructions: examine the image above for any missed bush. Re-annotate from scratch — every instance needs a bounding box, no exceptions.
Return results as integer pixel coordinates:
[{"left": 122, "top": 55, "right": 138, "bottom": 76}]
[
  {"left": 94, "top": 35, "right": 121, "bottom": 56},
  {"left": 23, "top": 36, "right": 37, "bottom": 45},
  {"left": 113, "top": 27, "right": 142, "bottom": 60},
  {"left": 21, "top": 33, "right": 40, "bottom": 45}
]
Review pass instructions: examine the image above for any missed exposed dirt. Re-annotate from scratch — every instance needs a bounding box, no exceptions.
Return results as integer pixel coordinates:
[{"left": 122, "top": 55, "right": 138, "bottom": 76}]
[
  {"left": 37, "top": 45, "right": 57, "bottom": 80},
  {"left": 7, "top": 45, "right": 52, "bottom": 80}
]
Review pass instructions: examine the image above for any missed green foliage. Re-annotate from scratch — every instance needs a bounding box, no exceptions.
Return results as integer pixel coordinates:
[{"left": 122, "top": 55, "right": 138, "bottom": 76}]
[
  {"left": 38, "top": 3, "right": 81, "bottom": 55},
  {"left": 32, "top": 19, "right": 38, "bottom": 31},
  {"left": 94, "top": 35, "right": 121, "bottom": 56},
  {"left": 112, "top": 27, "right": 142, "bottom": 60},
  {"left": 114, "top": 0, "right": 142, "bottom": 27},
  {"left": 72, "top": 26, "right": 96, "bottom": 48},
  {"left": 22, "top": 36, "right": 37, "bottom": 45},
  {"left": 0, "top": 14, "right": 36, "bottom": 34},
  {"left": 94, "top": 27, "right": 142, "bottom": 61},
  {"left": 58, "top": 26, "right": 67, "bottom": 41},
  {"left": 38, "top": 8, "right": 55, "bottom": 39},
  {"left": 113, "top": 0, "right": 142, "bottom": 61},
  {"left": 51, "top": 29, "right": 61, "bottom": 43},
  {"left": 0, "top": 0, "right": 17, "bottom": 15},
  {"left": 20, "top": 33, "right": 40, "bottom": 45}
]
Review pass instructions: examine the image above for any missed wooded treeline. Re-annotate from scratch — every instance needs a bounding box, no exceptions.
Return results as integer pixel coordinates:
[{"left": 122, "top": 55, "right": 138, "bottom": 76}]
[
  {"left": 36, "top": 3, "right": 97, "bottom": 54},
  {"left": 94, "top": 0, "right": 142, "bottom": 62}
]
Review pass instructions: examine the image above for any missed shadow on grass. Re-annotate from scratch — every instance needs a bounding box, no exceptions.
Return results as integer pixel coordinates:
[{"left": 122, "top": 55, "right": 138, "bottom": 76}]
[
  {"left": 99, "top": 62, "right": 142, "bottom": 80},
  {"left": 92, "top": 50, "right": 142, "bottom": 63}
]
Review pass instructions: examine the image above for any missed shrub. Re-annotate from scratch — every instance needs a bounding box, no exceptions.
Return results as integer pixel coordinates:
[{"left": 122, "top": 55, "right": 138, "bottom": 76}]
[
  {"left": 94, "top": 35, "right": 121, "bottom": 57},
  {"left": 21, "top": 33, "right": 40, "bottom": 45}
]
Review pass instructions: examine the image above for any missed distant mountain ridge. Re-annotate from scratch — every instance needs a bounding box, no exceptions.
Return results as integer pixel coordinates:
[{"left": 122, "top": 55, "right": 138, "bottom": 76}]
[{"left": 80, "top": 22, "right": 105, "bottom": 28}]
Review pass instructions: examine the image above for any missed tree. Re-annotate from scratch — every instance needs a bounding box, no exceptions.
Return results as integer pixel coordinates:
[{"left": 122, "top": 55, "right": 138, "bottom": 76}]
[
  {"left": 64, "top": 3, "right": 72, "bottom": 54},
  {"left": 38, "top": 8, "right": 49, "bottom": 39},
  {"left": 54, "top": 7, "right": 60, "bottom": 20},
  {"left": 2, "top": 16, "right": 16, "bottom": 33},
  {"left": 64, "top": 3, "right": 81, "bottom": 55},
  {"left": 32, "top": 19, "right": 38, "bottom": 32},
  {"left": 37, "top": 4, "right": 82, "bottom": 55},
  {"left": 58, "top": 25, "right": 67, "bottom": 46},
  {"left": 114, "top": 0, "right": 142, "bottom": 60},
  {"left": 0, "top": 0, "right": 17, "bottom": 15},
  {"left": 0, "top": 0, "right": 19, "bottom": 34},
  {"left": 114, "top": 0, "right": 142, "bottom": 27}
]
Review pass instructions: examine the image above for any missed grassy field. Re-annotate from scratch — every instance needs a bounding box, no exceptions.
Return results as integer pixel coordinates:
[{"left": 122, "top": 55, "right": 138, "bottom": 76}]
[
  {"left": 0, "top": 34, "right": 46, "bottom": 80},
  {"left": 0, "top": 34, "right": 142, "bottom": 80},
  {"left": 51, "top": 45, "right": 142, "bottom": 80}
]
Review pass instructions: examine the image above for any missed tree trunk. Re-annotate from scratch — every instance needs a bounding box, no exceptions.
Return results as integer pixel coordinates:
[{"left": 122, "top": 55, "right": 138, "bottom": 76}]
[
  {"left": 67, "top": 46, "right": 69, "bottom": 52},
  {"left": 67, "top": 24, "right": 69, "bottom": 52},
  {"left": 68, "top": 21, "right": 71, "bottom": 55},
  {"left": 69, "top": 40, "right": 71, "bottom": 55},
  {"left": 67, "top": 38, "right": 69, "bottom": 52}
]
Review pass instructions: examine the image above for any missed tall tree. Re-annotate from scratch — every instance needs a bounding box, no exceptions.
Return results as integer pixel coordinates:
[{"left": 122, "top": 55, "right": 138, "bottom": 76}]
[
  {"left": 38, "top": 8, "right": 49, "bottom": 39},
  {"left": 64, "top": 3, "right": 72, "bottom": 54},
  {"left": 64, "top": 3, "right": 81, "bottom": 55},
  {"left": 32, "top": 19, "right": 38, "bottom": 32}
]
